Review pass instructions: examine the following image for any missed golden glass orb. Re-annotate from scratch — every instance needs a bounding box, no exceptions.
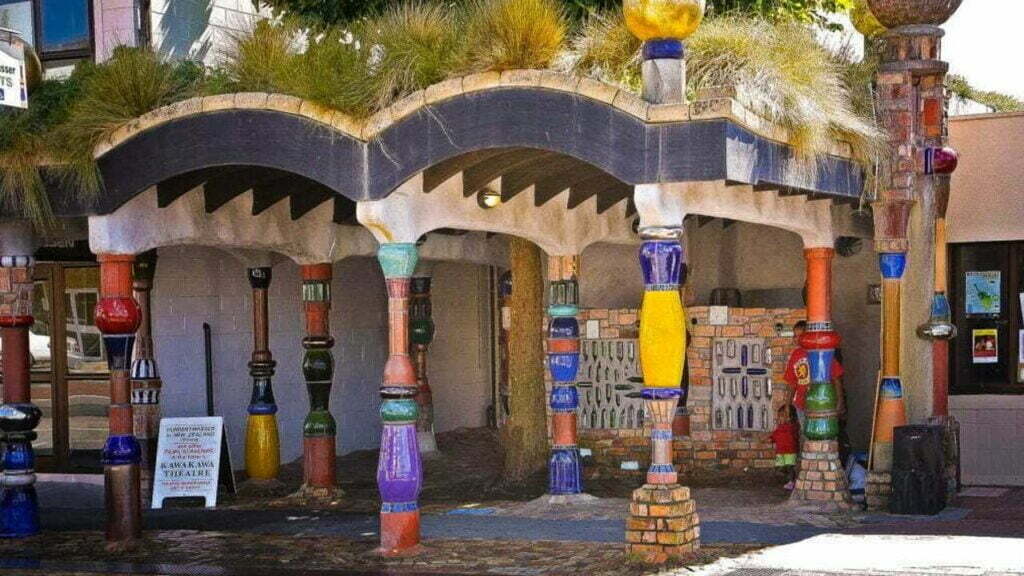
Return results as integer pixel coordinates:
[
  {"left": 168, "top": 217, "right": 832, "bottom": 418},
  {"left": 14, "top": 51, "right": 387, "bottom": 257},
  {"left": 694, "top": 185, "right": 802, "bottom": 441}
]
[
  {"left": 624, "top": 0, "right": 706, "bottom": 41},
  {"left": 850, "top": 0, "right": 886, "bottom": 38}
]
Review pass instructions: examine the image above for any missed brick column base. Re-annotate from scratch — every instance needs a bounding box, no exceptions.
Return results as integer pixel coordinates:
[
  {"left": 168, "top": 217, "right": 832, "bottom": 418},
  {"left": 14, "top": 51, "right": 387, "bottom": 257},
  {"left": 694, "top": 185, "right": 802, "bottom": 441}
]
[
  {"left": 866, "top": 471, "right": 893, "bottom": 511},
  {"left": 626, "top": 485, "right": 700, "bottom": 564},
  {"left": 790, "top": 440, "right": 853, "bottom": 509}
]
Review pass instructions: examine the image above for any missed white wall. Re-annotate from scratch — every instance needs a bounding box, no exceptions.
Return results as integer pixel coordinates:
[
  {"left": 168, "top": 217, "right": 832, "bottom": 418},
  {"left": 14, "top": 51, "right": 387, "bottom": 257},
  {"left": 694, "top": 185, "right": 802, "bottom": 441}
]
[
  {"left": 152, "top": 246, "right": 389, "bottom": 467},
  {"left": 149, "top": 0, "right": 270, "bottom": 64},
  {"left": 428, "top": 262, "right": 495, "bottom": 432},
  {"left": 151, "top": 246, "right": 492, "bottom": 468}
]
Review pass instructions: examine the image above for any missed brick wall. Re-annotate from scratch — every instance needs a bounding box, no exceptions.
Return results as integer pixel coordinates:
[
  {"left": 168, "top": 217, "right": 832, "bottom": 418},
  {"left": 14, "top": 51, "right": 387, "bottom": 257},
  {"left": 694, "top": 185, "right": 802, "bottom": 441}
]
[{"left": 576, "top": 305, "right": 806, "bottom": 482}]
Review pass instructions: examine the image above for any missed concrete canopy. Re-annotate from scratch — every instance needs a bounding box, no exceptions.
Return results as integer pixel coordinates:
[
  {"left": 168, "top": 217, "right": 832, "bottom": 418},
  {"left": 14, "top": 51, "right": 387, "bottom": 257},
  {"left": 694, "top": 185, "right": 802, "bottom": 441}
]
[{"left": 76, "top": 73, "right": 864, "bottom": 259}]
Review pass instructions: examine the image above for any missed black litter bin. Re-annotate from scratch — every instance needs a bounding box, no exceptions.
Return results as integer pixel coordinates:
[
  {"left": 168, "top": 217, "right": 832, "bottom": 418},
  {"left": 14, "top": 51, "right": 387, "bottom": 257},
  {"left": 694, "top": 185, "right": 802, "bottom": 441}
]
[{"left": 890, "top": 424, "right": 946, "bottom": 515}]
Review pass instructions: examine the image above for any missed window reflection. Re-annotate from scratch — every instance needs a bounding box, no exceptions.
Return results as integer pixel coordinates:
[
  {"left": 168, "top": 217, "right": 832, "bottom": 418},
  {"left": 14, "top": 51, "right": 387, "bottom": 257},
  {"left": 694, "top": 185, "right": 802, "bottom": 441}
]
[
  {"left": 37, "top": 0, "right": 91, "bottom": 56},
  {"left": 65, "top": 267, "right": 105, "bottom": 374},
  {"left": 68, "top": 379, "right": 109, "bottom": 451}
]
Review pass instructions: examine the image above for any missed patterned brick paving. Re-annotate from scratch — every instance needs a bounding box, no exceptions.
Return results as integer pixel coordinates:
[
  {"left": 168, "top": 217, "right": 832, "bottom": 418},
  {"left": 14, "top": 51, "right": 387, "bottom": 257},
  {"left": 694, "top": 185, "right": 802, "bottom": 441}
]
[{"left": 0, "top": 531, "right": 762, "bottom": 576}]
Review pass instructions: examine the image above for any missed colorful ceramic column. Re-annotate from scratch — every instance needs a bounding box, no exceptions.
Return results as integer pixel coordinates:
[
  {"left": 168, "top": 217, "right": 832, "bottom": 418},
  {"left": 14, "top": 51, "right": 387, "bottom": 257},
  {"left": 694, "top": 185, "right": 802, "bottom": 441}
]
[
  {"left": 547, "top": 255, "right": 582, "bottom": 496},
  {"left": 918, "top": 147, "right": 959, "bottom": 418},
  {"left": 245, "top": 267, "right": 280, "bottom": 482},
  {"left": 865, "top": 0, "right": 962, "bottom": 493},
  {"left": 638, "top": 232, "right": 686, "bottom": 485},
  {"left": 96, "top": 254, "right": 142, "bottom": 546},
  {"left": 300, "top": 264, "right": 337, "bottom": 493},
  {"left": 376, "top": 243, "right": 422, "bottom": 555},
  {"left": 790, "top": 248, "right": 852, "bottom": 507},
  {"left": 802, "top": 248, "right": 841, "bottom": 440},
  {"left": 0, "top": 248, "right": 41, "bottom": 538},
  {"left": 409, "top": 263, "right": 437, "bottom": 455},
  {"left": 130, "top": 251, "right": 161, "bottom": 506},
  {"left": 624, "top": 1, "right": 704, "bottom": 563}
]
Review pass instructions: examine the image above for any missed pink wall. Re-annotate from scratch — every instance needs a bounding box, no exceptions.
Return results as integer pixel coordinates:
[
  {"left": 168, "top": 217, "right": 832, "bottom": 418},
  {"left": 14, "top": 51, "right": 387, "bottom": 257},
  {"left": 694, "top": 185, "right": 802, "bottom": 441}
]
[
  {"left": 92, "top": 0, "right": 139, "bottom": 62},
  {"left": 948, "top": 112, "right": 1024, "bottom": 244}
]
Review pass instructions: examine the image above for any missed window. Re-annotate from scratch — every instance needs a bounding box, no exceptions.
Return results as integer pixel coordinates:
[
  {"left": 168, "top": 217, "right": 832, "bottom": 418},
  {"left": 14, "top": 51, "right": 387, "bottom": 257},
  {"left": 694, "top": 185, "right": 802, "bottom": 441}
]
[
  {"left": 34, "top": 0, "right": 92, "bottom": 60},
  {"left": 949, "top": 241, "right": 1024, "bottom": 394}
]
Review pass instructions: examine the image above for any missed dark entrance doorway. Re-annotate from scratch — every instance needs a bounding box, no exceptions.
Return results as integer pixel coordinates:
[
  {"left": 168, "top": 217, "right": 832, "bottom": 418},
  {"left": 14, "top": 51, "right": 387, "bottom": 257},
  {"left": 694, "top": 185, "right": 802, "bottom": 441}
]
[{"left": 949, "top": 241, "right": 1024, "bottom": 394}]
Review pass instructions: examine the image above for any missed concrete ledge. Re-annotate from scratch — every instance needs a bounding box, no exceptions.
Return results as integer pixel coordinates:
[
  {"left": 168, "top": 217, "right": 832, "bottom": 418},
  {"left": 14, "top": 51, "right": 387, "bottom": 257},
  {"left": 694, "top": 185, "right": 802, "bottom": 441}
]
[{"left": 94, "top": 72, "right": 856, "bottom": 163}]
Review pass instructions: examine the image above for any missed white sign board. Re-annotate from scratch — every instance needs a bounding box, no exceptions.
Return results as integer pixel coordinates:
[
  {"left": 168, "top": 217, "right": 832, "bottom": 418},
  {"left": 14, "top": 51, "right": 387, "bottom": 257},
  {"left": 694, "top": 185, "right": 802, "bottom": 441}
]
[
  {"left": 0, "top": 47, "right": 27, "bottom": 109},
  {"left": 152, "top": 417, "right": 223, "bottom": 508}
]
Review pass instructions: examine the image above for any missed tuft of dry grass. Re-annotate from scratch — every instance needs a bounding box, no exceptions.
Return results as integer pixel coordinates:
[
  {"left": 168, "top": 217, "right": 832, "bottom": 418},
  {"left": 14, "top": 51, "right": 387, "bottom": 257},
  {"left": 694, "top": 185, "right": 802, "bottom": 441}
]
[
  {"left": 571, "top": 12, "right": 884, "bottom": 174},
  {"left": 460, "top": 0, "right": 569, "bottom": 72},
  {"left": 359, "top": 2, "right": 463, "bottom": 109},
  {"left": 218, "top": 19, "right": 298, "bottom": 94},
  {"left": 564, "top": 8, "right": 641, "bottom": 90}
]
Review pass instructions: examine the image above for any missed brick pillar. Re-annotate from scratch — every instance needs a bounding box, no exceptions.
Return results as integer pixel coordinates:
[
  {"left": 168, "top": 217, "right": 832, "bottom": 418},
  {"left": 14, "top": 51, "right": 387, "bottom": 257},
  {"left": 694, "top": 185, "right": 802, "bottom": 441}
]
[
  {"left": 96, "top": 254, "right": 143, "bottom": 548},
  {"left": 244, "top": 266, "right": 281, "bottom": 485},
  {"left": 409, "top": 263, "right": 437, "bottom": 456},
  {"left": 547, "top": 255, "right": 584, "bottom": 497},
  {"left": 865, "top": 0, "right": 962, "bottom": 509},
  {"left": 298, "top": 264, "right": 339, "bottom": 498},
  {"left": 130, "top": 250, "right": 161, "bottom": 507},
  {"left": 791, "top": 248, "right": 852, "bottom": 508},
  {"left": 376, "top": 243, "right": 423, "bottom": 556},
  {"left": 0, "top": 249, "right": 41, "bottom": 538}
]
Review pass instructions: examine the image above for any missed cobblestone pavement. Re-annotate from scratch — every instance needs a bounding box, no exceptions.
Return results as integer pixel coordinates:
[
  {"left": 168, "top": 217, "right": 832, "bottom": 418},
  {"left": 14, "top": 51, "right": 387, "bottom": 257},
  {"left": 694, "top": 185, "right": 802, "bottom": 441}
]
[{"left": 0, "top": 530, "right": 763, "bottom": 576}]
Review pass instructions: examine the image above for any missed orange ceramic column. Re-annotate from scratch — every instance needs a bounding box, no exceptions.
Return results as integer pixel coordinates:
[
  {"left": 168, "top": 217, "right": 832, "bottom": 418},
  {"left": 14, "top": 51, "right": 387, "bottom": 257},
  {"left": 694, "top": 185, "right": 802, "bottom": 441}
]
[{"left": 96, "top": 254, "right": 143, "bottom": 548}]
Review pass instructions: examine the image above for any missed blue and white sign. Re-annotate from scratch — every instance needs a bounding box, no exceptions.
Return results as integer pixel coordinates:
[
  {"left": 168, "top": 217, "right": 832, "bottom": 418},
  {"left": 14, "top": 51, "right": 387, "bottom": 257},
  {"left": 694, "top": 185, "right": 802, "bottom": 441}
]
[{"left": 0, "top": 40, "right": 27, "bottom": 109}]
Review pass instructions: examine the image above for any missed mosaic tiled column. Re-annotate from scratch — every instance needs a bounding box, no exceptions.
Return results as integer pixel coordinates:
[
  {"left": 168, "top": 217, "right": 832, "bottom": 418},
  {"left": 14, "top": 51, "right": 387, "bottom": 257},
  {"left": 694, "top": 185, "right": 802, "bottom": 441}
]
[
  {"left": 409, "top": 263, "right": 437, "bottom": 456},
  {"left": 791, "top": 248, "right": 852, "bottom": 508},
  {"left": 96, "top": 254, "right": 143, "bottom": 547},
  {"left": 376, "top": 244, "right": 422, "bottom": 555},
  {"left": 627, "top": 227, "right": 699, "bottom": 563},
  {"left": 866, "top": 0, "right": 961, "bottom": 508},
  {"left": 547, "top": 255, "right": 582, "bottom": 496},
  {"left": 130, "top": 251, "right": 161, "bottom": 507},
  {"left": 624, "top": 1, "right": 703, "bottom": 563},
  {"left": 245, "top": 267, "right": 280, "bottom": 483},
  {"left": 0, "top": 253, "right": 41, "bottom": 538},
  {"left": 300, "top": 264, "right": 337, "bottom": 494}
]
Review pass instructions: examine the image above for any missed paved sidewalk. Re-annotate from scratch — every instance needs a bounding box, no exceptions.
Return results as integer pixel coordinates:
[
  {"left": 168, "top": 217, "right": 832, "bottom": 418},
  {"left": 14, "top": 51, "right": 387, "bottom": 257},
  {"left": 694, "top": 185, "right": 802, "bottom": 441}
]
[{"left": 683, "top": 534, "right": 1024, "bottom": 576}]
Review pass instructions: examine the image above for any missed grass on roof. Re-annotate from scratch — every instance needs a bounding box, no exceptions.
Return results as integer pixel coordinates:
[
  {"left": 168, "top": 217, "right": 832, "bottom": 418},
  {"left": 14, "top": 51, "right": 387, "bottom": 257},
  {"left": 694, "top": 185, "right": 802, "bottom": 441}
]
[{"left": 1, "top": 2, "right": 883, "bottom": 227}]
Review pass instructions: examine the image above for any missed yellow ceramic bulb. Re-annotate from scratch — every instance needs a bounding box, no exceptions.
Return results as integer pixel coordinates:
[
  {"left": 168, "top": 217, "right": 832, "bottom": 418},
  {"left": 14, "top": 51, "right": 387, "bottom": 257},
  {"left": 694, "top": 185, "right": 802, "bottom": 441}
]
[
  {"left": 850, "top": 0, "right": 886, "bottom": 38},
  {"left": 624, "top": 0, "right": 706, "bottom": 41}
]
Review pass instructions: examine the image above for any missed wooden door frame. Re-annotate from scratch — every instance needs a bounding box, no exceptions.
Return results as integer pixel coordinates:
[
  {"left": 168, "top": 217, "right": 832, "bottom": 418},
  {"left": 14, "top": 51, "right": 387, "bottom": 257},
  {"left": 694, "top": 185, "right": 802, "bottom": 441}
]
[{"left": 31, "top": 261, "right": 107, "bottom": 472}]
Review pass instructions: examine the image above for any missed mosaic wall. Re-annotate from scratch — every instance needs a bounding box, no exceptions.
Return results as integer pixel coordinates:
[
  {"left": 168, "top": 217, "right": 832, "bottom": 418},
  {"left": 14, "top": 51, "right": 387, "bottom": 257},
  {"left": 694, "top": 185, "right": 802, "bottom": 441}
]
[
  {"left": 711, "top": 337, "right": 774, "bottom": 432},
  {"left": 577, "top": 338, "right": 644, "bottom": 430},
  {"left": 570, "top": 306, "right": 804, "bottom": 480}
]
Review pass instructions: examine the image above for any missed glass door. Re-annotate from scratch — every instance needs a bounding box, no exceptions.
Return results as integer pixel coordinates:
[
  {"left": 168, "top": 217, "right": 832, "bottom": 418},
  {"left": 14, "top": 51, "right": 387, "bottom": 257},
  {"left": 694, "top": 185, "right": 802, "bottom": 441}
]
[
  {"left": 62, "top": 265, "right": 109, "bottom": 470},
  {"left": 950, "top": 242, "right": 1023, "bottom": 394},
  {"left": 5, "top": 263, "right": 108, "bottom": 472}
]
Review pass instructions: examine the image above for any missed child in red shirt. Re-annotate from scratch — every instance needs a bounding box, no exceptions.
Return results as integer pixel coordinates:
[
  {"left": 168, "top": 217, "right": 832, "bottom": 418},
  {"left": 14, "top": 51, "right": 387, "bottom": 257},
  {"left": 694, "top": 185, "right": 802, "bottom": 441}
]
[{"left": 771, "top": 404, "right": 800, "bottom": 490}]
